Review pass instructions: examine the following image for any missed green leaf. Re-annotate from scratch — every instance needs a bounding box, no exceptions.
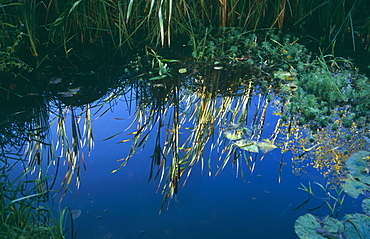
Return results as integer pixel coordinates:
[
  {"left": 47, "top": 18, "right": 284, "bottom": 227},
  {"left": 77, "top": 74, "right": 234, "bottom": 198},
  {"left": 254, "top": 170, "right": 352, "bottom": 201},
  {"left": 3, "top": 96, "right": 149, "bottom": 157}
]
[
  {"left": 295, "top": 213, "right": 324, "bottom": 239},
  {"left": 362, "top": 198, "right": 370, "bottom": 216},
  {"left": 346, "top": 151, "right": 370, "bottom": 185},
  {"left": 241, "top": 143, "right": 259, "bottom": 153},
  {"left": 342, "top": 175, "right": 368, "bottom": 199},
  {"left": 343, "top": 213, "right": 370, "bottom": 239},
  {"left": 322, "top": 217, "right": 344, "bottom": 235},
  {"left": 149, "top": 75, "right": 167, "bottom": 80},
  {"left": 224, "top": 130, "right": 243, "bottom": 140},
  {"left": 257, "top": 139, "right": 277, "bottom": 152}
]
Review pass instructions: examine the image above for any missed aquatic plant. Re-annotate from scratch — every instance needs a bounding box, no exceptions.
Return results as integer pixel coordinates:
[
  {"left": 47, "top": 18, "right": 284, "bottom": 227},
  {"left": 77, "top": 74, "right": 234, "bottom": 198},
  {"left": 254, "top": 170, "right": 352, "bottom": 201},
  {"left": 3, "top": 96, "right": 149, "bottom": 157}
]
[
  {"left": 100, "top": 29, "right": 370, "bottom": 212},
  {"left": 0, "top": 165, "right": 68, "bottom": 239},
  {"left": 342, "top": 151, "right": 370, "bottom": 199},
  {"left": 295, "top": 199, "right": 370, "bottom": 239},
  {"left": 0, "top": 0, "right": 368, "bottom": 57},
  {"left": 106, "top": 47, "right": 284, "bottom": 211},
  {"left": 295, "top": 151, "right": 370, "bottom": 238}
]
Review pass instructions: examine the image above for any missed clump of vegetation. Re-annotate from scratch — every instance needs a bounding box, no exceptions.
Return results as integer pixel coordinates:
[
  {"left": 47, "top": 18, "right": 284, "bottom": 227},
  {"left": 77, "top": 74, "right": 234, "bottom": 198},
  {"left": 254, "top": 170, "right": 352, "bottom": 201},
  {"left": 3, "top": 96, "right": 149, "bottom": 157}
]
[
  {"left": 0, "top": 167, "right": 68, "bottom": 239},
  {"left": 187, "top": 28, "right": 370, "bottom": 129},
  {"left": 0, "top": 28, "right": 33, "bottom": 101},
  {"left": 295, "top": 151, "right": 370, "bottom": 239}
]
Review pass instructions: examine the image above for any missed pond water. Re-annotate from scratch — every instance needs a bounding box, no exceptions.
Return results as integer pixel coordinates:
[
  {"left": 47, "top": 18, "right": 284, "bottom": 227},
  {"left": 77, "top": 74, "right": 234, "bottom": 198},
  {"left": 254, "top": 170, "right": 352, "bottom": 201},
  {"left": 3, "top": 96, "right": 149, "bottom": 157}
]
[
  {"left": 49, "top": 93, "right": 362, "bottom": 239},
  {"left": 56, "top": 98, "right": 307, "bottom": 239},
  {"left": 3, "top": 36, "right": 369, "bottom": 239}
]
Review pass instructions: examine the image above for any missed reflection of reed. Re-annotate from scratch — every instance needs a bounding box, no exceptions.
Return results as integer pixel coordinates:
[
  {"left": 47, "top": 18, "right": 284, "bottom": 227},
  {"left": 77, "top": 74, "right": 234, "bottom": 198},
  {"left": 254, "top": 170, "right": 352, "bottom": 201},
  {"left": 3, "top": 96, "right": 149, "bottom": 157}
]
[{"left": 116, "top": 62, "right": 280, "bottom": 211}]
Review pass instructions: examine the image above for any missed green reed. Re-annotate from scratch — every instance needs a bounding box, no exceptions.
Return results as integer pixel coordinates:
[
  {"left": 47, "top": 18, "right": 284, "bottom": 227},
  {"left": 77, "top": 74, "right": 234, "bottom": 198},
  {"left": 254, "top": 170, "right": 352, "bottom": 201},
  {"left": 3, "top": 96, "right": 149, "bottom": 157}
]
[
  {"left": 1, "top": 0, "right": 368, "bottom": 56},
  {"left": 0, "top": 164, "right": 67, "bottom": 239}
]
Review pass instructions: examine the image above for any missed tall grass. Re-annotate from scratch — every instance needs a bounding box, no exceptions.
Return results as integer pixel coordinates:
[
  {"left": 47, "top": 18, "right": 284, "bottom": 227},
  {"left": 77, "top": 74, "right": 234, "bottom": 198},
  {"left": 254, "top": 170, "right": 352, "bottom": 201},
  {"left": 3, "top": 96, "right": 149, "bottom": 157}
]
[
  {"left": 1, "top": 0, "right": 368, "bottom": 55},
  {"left": 0, "top": 164, "right": 67, "bottom": 239}
]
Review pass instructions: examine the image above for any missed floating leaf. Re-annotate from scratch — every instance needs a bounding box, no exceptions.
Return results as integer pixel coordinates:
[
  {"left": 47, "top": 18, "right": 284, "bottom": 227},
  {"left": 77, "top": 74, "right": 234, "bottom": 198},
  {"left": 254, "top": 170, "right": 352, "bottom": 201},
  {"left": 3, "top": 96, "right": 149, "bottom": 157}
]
[
  {"left": 178, "top": 68, "right": 187, "bottom": 73},
  {"left": 362, "top": 198, "right": 370, "bottom": 216},
  {"left": 342, "top": 174, "right": 368, "bottom": 199},
  {"left": 241, "top": 143, "right": 259, "bottom": 153},
  {"left": 233, "top": 140, "right": 259, "bottom": 152},
  {"left": 273, "top": 70, "right": 295, "bottom": 81},
  {"left": 294, "top": 213, "right": 324, "bottom": 239},
  {"left": 345, "top": 151, "right": 370, "bottom": 185},
  {"left": 343, "top": 213, "right": 370, "bottom": 239},
  {"left": 224, "top": 130, "right": 244, "bottom": 141},
  {"left": 295, "top": 214, "right": 345, "bottom": 239},
  {"left": 322, "top": 217, "right": 344, "bottom": 236},
  {"left": 257, "top": 139, "right": 277, "bottom": 152},
  {"left": 233, "top": 139, "right": 251, "bottom": 147}
]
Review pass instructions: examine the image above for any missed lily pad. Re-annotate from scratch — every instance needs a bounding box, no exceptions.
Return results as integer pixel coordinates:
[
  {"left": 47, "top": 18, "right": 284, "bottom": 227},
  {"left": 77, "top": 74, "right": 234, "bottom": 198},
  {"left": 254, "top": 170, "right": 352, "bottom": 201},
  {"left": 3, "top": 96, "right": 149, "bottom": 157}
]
[
  {"left": 224, "top": 130, "right": 244, "bottom": 141},
  {"left": 322, "top": 217, "right": 344, "bottom": 235},
  {"left": 256, "top": 139, "right": 277, "bottom": 152},
  {"left": 233, "top": 139, "right": 259, "bottom": 153},
  {"left": 295, "top": 213, "right": 325, "bottom": 239},
  {"left": 241, "top": 143, "right": 259, "bottom": 153},
  {"left": 342, "top": 174, "right": 369, "bottom": 199},
  {"left": 362, "top": 198, "right": 370, "bottom": 216},
  {"left": 223, "top": 124, "right": 252, "bottom": 141},
  {"left": 345, "top": 151, "right": 370, "bottom": 185},
  {"left": 342, "top": 213, "right": 370, "bottom": 239}
]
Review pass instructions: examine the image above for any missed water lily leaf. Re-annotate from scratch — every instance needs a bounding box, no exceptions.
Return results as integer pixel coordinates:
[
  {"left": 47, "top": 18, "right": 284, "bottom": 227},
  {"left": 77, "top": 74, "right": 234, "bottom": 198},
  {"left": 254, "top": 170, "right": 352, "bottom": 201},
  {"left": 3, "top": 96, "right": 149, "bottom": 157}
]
[
  {"left": 362, "top": 198, "right": 370, "bottom": 216},
  {"left": 342, "top": 213, "right": 370, "bottom": 239},
  {"left": 257, "top": 139, "right": 277, "bottom": 152},
  {"left": 233, "top": 140, "right": 259, "bottom": 152},
  {"left": 241, "top": 143, "right": 259, "bottom": 153},
  {"left": 345, "top": 151, "right": 370, "bottom": 185},
  {"left": 322, "top": 217, "right": 344, "bottom": 235},
  {"left": 223, "top": 124, "right": 252, "bottom": 141},
  {"left": 295, "top": 213, "right": 324, "bottom": 239},
  {"left": 342, "top": 174, "right": 368, "bottom": 199},
  {"left": 224, "top": 130, "right": 244, "bottom": 141}
]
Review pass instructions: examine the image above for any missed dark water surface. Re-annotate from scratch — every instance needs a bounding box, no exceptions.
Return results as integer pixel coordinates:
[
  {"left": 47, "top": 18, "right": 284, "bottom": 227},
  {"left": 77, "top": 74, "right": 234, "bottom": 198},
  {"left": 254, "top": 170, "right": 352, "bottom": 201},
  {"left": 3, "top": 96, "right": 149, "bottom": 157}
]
[{"left": 52, "top": 98, "right": 361, "bottom": 239}]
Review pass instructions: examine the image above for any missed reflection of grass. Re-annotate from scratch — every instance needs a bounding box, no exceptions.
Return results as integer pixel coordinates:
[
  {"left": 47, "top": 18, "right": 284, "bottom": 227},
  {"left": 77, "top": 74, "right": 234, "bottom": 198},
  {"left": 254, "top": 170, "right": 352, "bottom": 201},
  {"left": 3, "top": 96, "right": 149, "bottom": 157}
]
[
  {"left": 110, "top": 50, "right": 280, "bottom": 212},
  {"left": 110, "top": 30, "right": 370, "bottom": 212}
]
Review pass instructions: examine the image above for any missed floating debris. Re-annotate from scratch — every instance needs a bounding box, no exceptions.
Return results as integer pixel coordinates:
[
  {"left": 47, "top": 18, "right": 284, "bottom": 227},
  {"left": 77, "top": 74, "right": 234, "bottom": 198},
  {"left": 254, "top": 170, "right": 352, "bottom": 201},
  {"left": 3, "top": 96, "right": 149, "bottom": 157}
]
[
  {"left": 57, "top": 87, "right": 81, "bottom": 97},
  {"left": 48, "top": 77, "right": 62, "bottom": 84}
]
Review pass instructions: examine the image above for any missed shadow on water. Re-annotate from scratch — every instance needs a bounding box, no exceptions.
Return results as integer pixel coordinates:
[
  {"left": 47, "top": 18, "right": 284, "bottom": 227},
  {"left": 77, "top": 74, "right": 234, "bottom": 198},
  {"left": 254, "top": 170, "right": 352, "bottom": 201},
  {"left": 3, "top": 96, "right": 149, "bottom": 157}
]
[{"left": 1, "top": 32, "right": 370, "bottom": 238}]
